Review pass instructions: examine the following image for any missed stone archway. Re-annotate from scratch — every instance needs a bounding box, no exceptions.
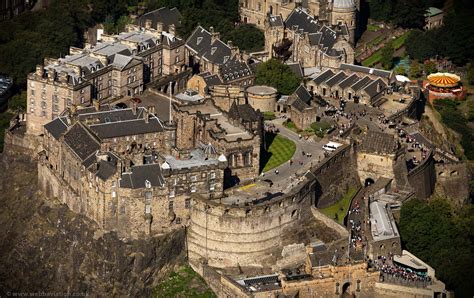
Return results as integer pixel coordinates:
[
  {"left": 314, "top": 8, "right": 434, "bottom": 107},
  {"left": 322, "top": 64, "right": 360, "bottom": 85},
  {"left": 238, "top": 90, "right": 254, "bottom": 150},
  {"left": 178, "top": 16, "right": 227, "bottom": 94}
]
[
  {"left": 342, "top": 282, "right": 352, "bottom": 297},
  {"left": 364, "top": 178, "right": 374, "bottom": 187}
]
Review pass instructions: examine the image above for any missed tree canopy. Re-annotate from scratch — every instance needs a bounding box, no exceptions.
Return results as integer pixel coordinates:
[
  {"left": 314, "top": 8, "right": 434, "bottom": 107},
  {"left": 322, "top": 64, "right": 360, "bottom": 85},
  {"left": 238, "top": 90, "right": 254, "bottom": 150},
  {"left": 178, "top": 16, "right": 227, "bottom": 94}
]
[
  {"left": 399, "top": 198, "right": 474, "bottom": 296},
  {"left": 368, "top": 0, "right": 444, "bottom": 28},
  {"left": 404, "top": 2, "right": 474, "bottom": 65},
  {"left": 255, "top": 59, "right": 301, "bottom": 95}
]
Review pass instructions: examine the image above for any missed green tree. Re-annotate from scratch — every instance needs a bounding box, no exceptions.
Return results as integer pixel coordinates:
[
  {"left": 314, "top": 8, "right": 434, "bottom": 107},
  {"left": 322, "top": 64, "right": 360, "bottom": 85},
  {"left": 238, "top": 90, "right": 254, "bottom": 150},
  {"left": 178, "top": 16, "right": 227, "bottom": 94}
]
[
  {"left": 393, "top": 0, "right": 426, "bottom": 28},
  {"left": 380, "top": 40, "right": 394, "bottom": 69},
  {"left": 8, "top": 91, "right": 27, "bottom": 112},
  {"left": 467, "top": 64, "right": 474, "bottom": 85},
  {"left": 255, "top": 59, "right": 301, "bottom": 95},
  {"left": 399, "top": 198, "right": 474, "bottom": 296},
  {"left": 409, "top": 59, "right": 422, "bottom": 78},
  {"left": 423, "top": 60, "right": 437, "bottom": 75},
  {"left": 223, "top": 24, "right": 264, "bottom": 53}
]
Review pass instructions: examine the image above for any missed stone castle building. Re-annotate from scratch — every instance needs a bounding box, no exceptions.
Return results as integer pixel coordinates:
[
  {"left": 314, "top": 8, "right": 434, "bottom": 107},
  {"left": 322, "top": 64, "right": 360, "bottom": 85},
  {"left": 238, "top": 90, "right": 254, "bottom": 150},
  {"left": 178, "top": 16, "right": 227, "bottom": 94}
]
[
  {"left": 240, "top": 0, "right": 359, "bottom": 45},
  {"left": 26, "top": 23, "right": 187, "bottom": 136},
  {"left": 38, "top": 95, "right": 261, "bottom": 238},
  {"left": 265, "top": 7, "right": 355, "bottom": 70}
]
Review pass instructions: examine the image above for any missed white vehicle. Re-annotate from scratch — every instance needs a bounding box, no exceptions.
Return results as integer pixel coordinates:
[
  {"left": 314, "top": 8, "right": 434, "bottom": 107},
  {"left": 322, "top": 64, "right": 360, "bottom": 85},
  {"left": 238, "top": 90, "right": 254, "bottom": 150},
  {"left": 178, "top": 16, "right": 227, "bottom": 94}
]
[{"left": 322, "top": 141, "right": 343, "bottom": 152}]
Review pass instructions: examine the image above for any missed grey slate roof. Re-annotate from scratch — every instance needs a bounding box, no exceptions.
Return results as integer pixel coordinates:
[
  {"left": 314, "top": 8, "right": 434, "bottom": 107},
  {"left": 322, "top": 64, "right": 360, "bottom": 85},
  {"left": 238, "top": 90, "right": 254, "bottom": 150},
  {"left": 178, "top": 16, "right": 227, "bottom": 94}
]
[
  {"left": 359, "top": 131, "right": 398, "bottom": 154},
  {"left": 89, "top": 117, "right": 163, "bottom": 139},
  {"left": 136, "top": 7, "right": 182, "bottom": 31},
  {"left": 285, "top": 8, "right": 320, "bottom": 34},
  {"left": 220, "top": 59, "right": 252, "bottom": 82},
  {"left": 268, "top": 15, "right": 284, "bottom": 27},
  {"left": 287, "top": 62, "right": 304, "bottom": 78},
  {"left": 294, "top": 85, "right": 312, "bottom": 104},
  {"left": 325, "top": 71, "right": 347, "bottom": 87},
  {"left": 340, "top": 63, "right": 392, "bottom": 79},
  {"left": 198, "top": 72, "right": 222, "bottom": 86},
  {"left": 229, "top": 102, "right": 260, "bottom": 121},
  {"left": 96, "top": 159, "right": 117, "bottom": 181},
  {"left": 63, "top": 123, "right": 100, "bottom": 161},
  {"left": 291, "top": 96, "right": 310, "bottom": 112},
  {"left": 338, "top": 73, "right": 360, "bottom": 89},
  {"left": 308, "top": 33, "right": 323, "bottom": 46},
  {"left": 362, "top": 78, "right": 387, "bottom": 98},
  {"left": 349, "top": 76, "right": 372, "bottom": 92},
  {"left": 120, "top": 163, "right": 165, "bottom": 189},
  {"left": 44, "top": 117, "right": 69, "bottom": 140},
  {"left": 312, "top": 69, "right": 335, "bottom": 84}
]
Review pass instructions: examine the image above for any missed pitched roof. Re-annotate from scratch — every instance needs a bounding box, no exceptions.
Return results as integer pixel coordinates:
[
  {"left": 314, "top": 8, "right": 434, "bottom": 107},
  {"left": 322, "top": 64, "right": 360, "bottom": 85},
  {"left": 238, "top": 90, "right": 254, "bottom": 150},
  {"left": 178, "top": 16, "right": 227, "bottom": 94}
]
[
  {"left": 291, "top": 96, "right": 310, "bottom": 112},
  {"left": 220, "top": 58, "right": 252, "bottom": 82},
  {"left": 294, "top": 85, "right": 312, "bottom": 104},
  {"left": 229, "top": 102, "right": 260, "bottom": 121},
  {"left": 89, "top": 117, "right": 163, "bottom": 139},
  {"left": 63, "top": 123, "right": 100, "bottom": 161},
  {"left": 120, "top": 163, "right": 165, "bottom": 189},
  {"left": 198, "top": 72, "right": 223, "bottom": 86},
  {"left": 340, "top": 63, "right": 392, "bottom": 79},
  {"left": 349, "top": 76, "right": 372, "bottom": 92},
  {"left": 312, "top": 69, "right": 335, "bottom": 84},
  {"left": 359, "top": 131, "right": 398, "bottom": 154},
  {"left": 362, "top": 78, "right": 387, "bottom": 97},
  {"left": 325, "top": 71, "right": 347, "bottom": 87},
  {"left": 287, "top": 62, "right": 304, "bottom": 78},
  {"left": 268, "top": 15, "right": 284, "bottom": 27},
  {"left": 44, "top": 117, "right": 69, "bottom": 140},
  {"left": 338, "top": 73, "right": 360, "bottom": 89},
  {"left": 136, "top": 7, "right": 182, "bottom": 31},
  {"left": 285, "top": 8, "right": 320, "bottom": 34}
]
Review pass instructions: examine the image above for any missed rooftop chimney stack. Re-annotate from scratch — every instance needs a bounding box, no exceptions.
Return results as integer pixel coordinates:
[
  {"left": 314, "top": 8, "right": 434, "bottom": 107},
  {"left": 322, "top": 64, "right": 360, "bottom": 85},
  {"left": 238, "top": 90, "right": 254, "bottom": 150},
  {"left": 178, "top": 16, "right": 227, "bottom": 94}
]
[
  {"left": 144, "top": 108, "right": 149, "bottom": 123},
  {"left": 169, "top": 24, "right": 176, "bottom": 36},
  {"left": 35, "top": 65, "right": 44, "bottom": 77},
  {"left": 210, "top": 27, "right": 220, "bottom": 43},
  {"left": 156, "top": 22, "right": 164, "bottom": 32},
  {"left": 93, "top": 99, "right": 100, "bottom": 111},
  {"left": 132, "top": 101, "right": 137, "bottom": 115},
  {"left": 145, "top": 19, "right": 152, "bottom": 30}
]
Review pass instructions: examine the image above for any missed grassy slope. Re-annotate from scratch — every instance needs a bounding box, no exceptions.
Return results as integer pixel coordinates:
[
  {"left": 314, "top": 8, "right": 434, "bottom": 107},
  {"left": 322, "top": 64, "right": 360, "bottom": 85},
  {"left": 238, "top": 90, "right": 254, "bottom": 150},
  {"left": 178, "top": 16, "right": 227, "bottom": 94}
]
[
  {"left": 152, "top": 265, "right": 216, "bottom": 298},
  {"left": 319, "top": 186, "right": 358, "bottom": 224},
  {"left": 261, "top": 134, "right": 296, "bottom": 172}
]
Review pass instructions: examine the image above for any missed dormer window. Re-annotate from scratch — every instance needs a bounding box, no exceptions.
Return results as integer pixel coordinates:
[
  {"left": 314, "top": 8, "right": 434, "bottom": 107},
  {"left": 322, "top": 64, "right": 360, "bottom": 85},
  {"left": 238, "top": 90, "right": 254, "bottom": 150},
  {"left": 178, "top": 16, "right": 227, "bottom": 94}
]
[
  {"left": 91, "top": 66, "right": 95, "bottom": 72},
  {"left": 197, "top": 37, "right": 203, "bottom": 45},
  {"left": 145, "top": 180, "right": 151, "bottom": 188},
  {"left": 223, "top": 56, "right": 230, "bottom": 63},
  {"left": 211, "top": 47, "right": 217, "bottom": 55}
]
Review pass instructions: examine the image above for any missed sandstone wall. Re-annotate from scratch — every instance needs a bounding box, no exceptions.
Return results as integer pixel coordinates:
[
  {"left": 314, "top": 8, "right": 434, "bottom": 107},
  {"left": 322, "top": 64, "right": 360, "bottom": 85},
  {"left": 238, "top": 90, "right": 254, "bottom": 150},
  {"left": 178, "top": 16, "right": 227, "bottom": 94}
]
[
  {"left": 187, "top": 180, "right": 316, "bottom": 269},
  {"left": 407, "top": 150, "right": 436, "bottom": 200},
  {"left": 434, "top": 162, "right": 470, "bottom": 207},
  {"left": 313, "top": 144, "right": 360, "bottom": 208}
]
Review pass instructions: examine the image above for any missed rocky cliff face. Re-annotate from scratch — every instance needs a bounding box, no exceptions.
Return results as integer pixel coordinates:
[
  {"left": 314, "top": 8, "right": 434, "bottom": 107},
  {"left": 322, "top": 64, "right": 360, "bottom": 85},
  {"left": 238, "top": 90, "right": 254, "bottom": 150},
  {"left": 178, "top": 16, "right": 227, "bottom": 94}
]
[{"left": 0, "top": 150, "right": 186, "bottom": 296}]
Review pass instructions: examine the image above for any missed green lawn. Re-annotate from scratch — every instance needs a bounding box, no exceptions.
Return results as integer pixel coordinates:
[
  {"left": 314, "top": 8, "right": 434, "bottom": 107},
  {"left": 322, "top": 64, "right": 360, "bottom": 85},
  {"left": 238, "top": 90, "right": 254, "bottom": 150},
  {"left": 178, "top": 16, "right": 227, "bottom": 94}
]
[
  {"left": 392, "top": 31, "right": 410, "bottom": 49},
  {"left": 152, "top": 265, "right": 216, "bottom": 298},
  {"left": 263, "top": 111, "right": 276, "bottom": 120},
  {"left": 367, "top": 35, "right": 385, "bottom": 47},
  {"left": 319, "top": 186, "right": 359, "bottom": 224},
  {"left": 362, "top": 50, "right": 382, "bottom": 67},
  {"left": 367, "top": 24, "right": 380, "bottom": 32},
  {"left": 261, "top": 133, "right": 296, "bottom": 172}
]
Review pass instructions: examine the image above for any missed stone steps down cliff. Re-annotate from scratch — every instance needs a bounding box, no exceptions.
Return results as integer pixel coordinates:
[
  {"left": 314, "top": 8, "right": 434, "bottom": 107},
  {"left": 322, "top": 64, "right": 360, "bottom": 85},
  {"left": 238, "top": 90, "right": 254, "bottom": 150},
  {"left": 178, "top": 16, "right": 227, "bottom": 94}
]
[{"left": 0, "top": 150, "right": 186, "bottom": 296}]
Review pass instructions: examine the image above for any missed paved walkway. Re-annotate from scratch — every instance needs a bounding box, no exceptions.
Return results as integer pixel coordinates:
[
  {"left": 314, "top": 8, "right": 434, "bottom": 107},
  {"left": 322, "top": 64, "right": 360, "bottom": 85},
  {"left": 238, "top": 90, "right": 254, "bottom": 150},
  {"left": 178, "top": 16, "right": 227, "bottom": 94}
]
[{"left": 260, "top": 118, "right": 326, "bottom": 187}]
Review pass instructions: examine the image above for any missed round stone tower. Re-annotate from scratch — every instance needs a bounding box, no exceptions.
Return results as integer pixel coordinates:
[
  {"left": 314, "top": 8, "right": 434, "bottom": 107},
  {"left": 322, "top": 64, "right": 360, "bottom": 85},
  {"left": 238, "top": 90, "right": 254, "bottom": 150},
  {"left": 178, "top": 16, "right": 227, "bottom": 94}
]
[{"left": 330, "top": 0, "right": 357, "bottom": 45}]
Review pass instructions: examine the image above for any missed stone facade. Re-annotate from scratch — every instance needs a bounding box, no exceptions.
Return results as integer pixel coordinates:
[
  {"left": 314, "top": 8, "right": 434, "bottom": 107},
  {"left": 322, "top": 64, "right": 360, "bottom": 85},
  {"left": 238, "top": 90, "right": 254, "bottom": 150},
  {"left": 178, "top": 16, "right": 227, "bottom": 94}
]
[
  {"left": 174, "top": 99, "right": 261, "bottom": 183},
  {"left": 26, "top": 24, "right": 187, "bottom": 136},
  {"left": 246, "top": 85, "right": 278, "bottom": 112},
  {"left": 241, "top": 0, "right": 358, "bottom": 44},
  {"left": 265, "top": 8, "right": 355, "bottom": 69},
  {"left": 38, "top": 104, "right": 235, "bottom": 239}
]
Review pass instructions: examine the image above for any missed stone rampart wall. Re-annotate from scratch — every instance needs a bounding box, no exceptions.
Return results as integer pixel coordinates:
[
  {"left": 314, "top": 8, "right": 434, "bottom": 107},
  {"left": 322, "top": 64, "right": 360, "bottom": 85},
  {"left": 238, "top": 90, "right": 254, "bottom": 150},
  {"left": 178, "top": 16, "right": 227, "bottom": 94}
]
[
  {"left": 187, "top": 144, "right": 361, "bottom": 269},
  {"left": 407, "top": 149, "right": 436, "bottom": 199}
]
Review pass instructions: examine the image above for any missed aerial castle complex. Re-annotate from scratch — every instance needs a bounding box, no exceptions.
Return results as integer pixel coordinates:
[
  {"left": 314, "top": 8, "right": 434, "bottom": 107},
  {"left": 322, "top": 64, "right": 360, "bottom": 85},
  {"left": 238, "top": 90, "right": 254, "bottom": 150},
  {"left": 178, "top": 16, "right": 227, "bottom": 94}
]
[{"left": 5, "top": 4, "right": 468, "bottom": 298}]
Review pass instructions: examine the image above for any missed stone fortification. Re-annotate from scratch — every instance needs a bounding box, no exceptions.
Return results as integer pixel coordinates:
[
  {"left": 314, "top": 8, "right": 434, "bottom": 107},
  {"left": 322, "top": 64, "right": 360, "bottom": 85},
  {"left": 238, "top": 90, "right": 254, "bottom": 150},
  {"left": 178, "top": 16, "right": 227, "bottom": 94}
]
[
  {"left": 187, "top": 143, "right": 360, "bottom": 270},
  {"left": 187, "top": 181, "right": 315, "bottom": 269}
]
